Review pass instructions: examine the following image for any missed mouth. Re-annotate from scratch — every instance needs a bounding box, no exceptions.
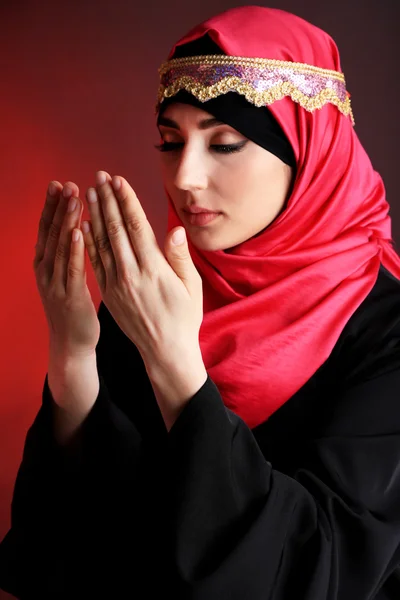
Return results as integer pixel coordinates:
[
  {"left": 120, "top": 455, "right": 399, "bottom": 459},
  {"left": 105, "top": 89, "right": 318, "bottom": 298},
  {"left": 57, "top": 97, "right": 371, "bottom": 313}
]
[
  {"left": 183, "top": 211, "right": 222, "bottom": 227},
  {"left": 183, "top": 207, "right": 221, "bottom": 214}
]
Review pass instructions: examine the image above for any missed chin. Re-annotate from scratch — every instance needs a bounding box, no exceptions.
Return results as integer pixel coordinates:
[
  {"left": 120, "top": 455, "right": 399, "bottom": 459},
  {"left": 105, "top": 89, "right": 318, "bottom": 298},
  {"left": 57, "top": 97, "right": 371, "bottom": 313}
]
[
  {"left": 189, "top": 237, "right": 225, "bottom": 252},
  {"left": 188, "top": 232, "right": 242, "bottom": 253}
]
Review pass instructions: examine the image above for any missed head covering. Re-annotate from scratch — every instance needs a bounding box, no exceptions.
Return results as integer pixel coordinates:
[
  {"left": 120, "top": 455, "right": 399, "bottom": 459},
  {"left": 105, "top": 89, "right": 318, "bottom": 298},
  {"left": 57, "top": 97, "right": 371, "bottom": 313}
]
[
  {"left": 157, "top": 36, "right": 296, "bottom": 168},
  {"left": 156, "top": 6, "right": 400, "bottom": 429}
]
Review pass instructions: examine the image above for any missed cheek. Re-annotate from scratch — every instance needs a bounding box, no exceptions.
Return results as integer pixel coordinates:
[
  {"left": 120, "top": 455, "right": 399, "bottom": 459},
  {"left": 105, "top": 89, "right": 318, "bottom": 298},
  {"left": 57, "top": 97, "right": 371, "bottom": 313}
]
[
  {"left": 215, "top": 161, "right": 254, "bottom": 204},
  {"left": 237, "top": 155, "right": 285, "bottom": 202},
  {"left": 221, "top": 156, "right": 288, "bottom": 229},
  {"left": 220, "top": 160, "right": 262, "bottom": 208}
]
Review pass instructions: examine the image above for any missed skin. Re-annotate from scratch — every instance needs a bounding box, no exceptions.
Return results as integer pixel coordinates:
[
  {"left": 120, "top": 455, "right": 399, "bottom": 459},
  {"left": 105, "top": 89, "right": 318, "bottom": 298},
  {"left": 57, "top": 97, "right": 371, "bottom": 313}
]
[
  {"left": 37, "top": 101, "right": 295, "bottom": 433},
  {"left": 157, "top": 102, "right": 294, "bottom": 252}
]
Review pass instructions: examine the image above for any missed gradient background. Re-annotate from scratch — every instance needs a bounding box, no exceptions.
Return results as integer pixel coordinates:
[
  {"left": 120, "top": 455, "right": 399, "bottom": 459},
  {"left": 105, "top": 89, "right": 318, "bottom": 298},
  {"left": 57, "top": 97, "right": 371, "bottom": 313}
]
[{"left": 0, "top": 1, "right": 397, "bottom": 597}]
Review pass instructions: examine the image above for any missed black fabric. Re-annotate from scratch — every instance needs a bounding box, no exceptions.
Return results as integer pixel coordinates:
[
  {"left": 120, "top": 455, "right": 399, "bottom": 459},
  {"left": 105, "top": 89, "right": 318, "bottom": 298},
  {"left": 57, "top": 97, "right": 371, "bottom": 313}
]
[
  {"left": 158, "top": 35, "right": 297, "bottom": 169},
  {"left": 1, "top": 263, "right": 400, "bottom": 599}
]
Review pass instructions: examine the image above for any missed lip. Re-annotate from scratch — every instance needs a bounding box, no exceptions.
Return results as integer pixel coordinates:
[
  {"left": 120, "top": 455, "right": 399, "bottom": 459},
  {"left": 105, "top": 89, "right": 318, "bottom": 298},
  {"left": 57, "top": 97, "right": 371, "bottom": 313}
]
[
  {"left": 184, "top": 212, "right": 222, "bottom": 226},
  {"left": 183, "top": 206, "right": 221, "bottom": 214}
]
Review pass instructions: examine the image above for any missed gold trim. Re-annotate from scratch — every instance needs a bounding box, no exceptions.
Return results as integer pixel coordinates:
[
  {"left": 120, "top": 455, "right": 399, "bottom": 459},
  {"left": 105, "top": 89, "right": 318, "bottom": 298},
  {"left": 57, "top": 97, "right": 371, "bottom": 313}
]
[
  {"left": 158, "top": 55, "right": 346, "bottom": 82},
  {"left": 157, "top": 55, "right": 355, "bottom": 125}
]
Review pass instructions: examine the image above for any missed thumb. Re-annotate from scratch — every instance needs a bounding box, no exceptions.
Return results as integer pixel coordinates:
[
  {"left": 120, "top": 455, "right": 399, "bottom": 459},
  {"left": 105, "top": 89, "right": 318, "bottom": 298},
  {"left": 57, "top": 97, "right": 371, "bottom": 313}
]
[{"left": 165, "top": 227, "right": 196, "bottom": 287}]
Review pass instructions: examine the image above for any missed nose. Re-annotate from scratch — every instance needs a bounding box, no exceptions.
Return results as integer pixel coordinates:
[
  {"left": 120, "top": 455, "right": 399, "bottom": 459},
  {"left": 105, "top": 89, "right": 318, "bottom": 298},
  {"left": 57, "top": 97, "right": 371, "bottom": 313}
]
[{"left": 173, "top": 145, "right": 208, "bottom": 192}]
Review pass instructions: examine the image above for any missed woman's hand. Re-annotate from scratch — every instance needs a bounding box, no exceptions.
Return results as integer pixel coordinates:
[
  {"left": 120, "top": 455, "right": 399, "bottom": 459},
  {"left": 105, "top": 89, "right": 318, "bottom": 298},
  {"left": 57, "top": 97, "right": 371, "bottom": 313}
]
[
  {"left": 34, "top": 181, "right": 100, "bottom": 360},
  {"left": 81, "top": 170, "right": 204, "bottom": 370}
]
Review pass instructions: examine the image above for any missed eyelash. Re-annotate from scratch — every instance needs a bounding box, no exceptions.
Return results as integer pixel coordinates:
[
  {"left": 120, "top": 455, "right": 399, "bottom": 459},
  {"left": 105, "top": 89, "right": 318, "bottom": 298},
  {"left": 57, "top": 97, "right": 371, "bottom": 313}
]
[{"left": 154, "top": 141, "right": 247, "bottom": 154}]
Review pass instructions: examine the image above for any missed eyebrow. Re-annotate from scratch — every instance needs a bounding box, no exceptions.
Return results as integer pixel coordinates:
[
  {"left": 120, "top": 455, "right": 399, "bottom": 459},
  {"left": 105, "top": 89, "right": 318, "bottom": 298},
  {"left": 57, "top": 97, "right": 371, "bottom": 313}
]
[{"left": 157, "top": 116, "right": 226, "bottom": 131}]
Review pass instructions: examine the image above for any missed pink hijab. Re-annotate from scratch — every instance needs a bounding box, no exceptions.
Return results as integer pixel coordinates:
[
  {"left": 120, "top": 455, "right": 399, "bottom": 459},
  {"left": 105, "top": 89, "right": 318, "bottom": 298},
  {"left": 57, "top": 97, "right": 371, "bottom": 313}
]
[{"left": 158, "top": 6, "right": 400, "bottom": 428}]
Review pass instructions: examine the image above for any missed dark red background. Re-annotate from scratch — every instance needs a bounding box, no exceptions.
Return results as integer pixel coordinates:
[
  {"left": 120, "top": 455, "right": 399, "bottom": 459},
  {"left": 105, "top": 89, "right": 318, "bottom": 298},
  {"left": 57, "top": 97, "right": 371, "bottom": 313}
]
[{"left": 0, "top": 1, "right": 397, "bottom": 597}]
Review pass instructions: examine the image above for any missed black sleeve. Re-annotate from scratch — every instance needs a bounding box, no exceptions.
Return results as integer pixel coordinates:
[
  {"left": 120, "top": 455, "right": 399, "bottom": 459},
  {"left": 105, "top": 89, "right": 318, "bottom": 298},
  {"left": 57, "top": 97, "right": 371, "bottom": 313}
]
[
  {"left": 166, "top": 369, "right": 400, "bottom": 599},
  {"left": 94, "top": 300, "right": 168, "bottom": 439},
  {"left": 0, "top": 302, "right": 170, "bottom": 598},
  {"left": 0, "top": 373, "right": 144, "bottom": 599}
]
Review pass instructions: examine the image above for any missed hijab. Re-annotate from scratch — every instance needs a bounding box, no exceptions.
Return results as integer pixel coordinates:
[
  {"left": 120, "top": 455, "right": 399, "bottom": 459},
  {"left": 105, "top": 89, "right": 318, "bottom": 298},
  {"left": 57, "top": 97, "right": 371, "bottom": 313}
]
[{"left": 156, "top": 6, "right": 400, "bottom": 428}]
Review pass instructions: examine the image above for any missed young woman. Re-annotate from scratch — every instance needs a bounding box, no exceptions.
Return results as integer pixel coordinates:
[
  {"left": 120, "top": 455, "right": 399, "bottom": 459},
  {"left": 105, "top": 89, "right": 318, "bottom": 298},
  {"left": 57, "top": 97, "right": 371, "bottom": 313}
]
[{"left": 1, "top": 6, "right": 400, "bottom": 599}]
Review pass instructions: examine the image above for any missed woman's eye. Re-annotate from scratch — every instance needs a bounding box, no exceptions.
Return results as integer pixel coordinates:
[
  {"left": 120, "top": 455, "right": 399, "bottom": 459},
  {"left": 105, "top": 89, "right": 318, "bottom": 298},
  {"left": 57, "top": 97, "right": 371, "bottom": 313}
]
[
  {"left": 154, "top": 141, "right": 247, "bottom": 154},
  {"left": 211, "top": 142, "right": 247, "bottom": 154}
]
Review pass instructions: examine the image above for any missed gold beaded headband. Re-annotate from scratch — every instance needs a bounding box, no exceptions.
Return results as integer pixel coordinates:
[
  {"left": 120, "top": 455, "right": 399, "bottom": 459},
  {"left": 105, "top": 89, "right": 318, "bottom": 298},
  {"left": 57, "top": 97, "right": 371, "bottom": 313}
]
[{"left": 156, "top": 55, "right": 355, "bottom": 125}]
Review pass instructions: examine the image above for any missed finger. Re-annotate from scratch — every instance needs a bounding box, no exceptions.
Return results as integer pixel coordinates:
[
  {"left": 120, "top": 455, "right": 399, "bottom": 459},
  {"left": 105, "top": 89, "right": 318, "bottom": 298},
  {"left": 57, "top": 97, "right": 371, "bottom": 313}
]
[
  {"left": 108, "top": 174, "right": 160, "bottom": 271},
  {"left": 86, "top": 184, "right": 117, "bottom": 276},
  {"left": 66, "top": 227, "right": 87, "bottom": 297},
  {"left": 53, "top": 195, "right": 84, "bottom": 290},
  {"left": 34, "top": 181, "right": 62, "bottom": 268},
  {"left": 42, "top": 182, "right": 80, "bottom": 277},
  {"left": 81, "top": 219, "right": 106, "bottom": 290},
  {"left": 94, "top": 171, "right": 139, "bottom": 277}
]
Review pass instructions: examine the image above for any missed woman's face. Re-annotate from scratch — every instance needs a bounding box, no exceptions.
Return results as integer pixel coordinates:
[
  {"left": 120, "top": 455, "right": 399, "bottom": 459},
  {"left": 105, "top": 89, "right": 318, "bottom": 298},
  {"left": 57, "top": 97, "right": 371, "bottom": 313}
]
[{"left": 157, "top": 102, "right": 294, "bottom": 252}]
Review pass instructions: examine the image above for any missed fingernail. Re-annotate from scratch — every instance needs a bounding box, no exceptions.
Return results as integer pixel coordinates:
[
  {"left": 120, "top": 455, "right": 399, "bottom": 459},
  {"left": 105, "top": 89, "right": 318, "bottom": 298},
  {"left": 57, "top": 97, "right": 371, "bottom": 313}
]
[
  {"left": 87, "top": 188, "right": 98, "bottom": 203},
  {"left": 68, "top": 197, "right": 77, "bottom": 212},
  {"left": 82, "top": 221, "right": 90, "bottom": 233},
  {"left": 172, "top": 228, "right": 186, "bottom": 245},
  {"left": 63, "top": 186, "right": 72, "bottom": 199},
  {"left": 48, "top": 182, "right": 57, "bottom": 196},
  {"left": 96, "top": 171, "right": 107, "bottom": 185},
  {"left": 112, "top": 176, "right": 121, "bottom": 191}
]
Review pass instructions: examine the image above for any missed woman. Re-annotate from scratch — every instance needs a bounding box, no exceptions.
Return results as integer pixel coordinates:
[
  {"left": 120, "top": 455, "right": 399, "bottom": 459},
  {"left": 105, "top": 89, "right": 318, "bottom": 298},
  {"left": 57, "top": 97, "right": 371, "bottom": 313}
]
[{"left": 1, "top": 5, "right": 400, "bottom": 598}]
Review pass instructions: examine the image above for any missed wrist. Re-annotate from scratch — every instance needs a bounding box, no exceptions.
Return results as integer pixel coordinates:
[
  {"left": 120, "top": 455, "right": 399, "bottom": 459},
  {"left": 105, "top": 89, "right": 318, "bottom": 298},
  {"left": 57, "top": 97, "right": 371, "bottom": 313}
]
[
  {"left": 144, "top": 350, "right": 208, "bottom": 431},
  {"left": 49, "top": 339, "right": 97, "bottom": 366},
  {"left": 48, "top": 350, "right": 97, "bottom": 372},
  {"left": 48, "top": 351, "right": 99, "bottom": 411}
]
